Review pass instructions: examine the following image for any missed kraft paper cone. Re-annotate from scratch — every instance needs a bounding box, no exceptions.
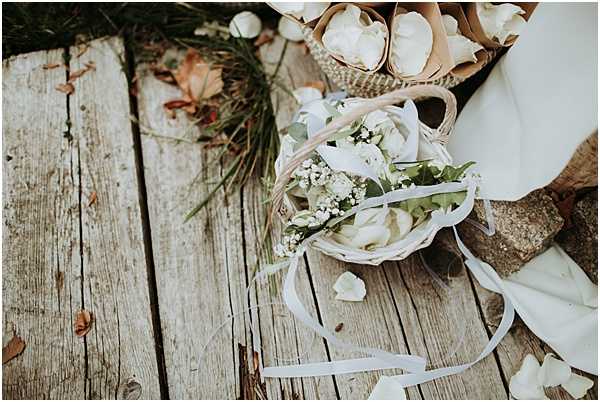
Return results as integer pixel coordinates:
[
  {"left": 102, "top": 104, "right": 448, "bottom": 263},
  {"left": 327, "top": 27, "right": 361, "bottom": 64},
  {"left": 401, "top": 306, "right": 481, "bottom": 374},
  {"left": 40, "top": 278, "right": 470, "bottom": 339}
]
[
  {"left": 386, "top": 2, "right": 454, "bottom": 82},
  {"left": 465, "top": 2, "right": 538, "bottom": 49},
  {"left": 313, "top": 3, "right": 389, "bottom": 73},
  {"left": 439, "top": 2, "right": 491, "bottom": 79}
]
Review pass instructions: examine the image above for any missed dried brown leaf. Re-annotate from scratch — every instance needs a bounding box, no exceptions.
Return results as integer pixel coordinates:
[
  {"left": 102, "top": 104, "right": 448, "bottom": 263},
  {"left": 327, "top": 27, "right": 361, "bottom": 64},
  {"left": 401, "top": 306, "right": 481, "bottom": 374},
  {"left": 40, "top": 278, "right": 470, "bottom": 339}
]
[
  {"left": 56, "top": 83, "right": 75, "bottom": 95},
  {"left": 88, "top": 191, "right": 97, "bottom": 207},
  {"left": 334, "top": 322, "right": 344, "bottom": 332},
  {"left": 42, "top": 63, "right": 61, "bottom": 70},
  {"left": 75, "top": 44, "right": 90, "bottom": 58},
  {"left": 153, "top": 67, "right": 176, "bottom": 84},
  {"left": 254, "top": 29, "right": 275, "bottom": 47},
  {"left": 68, "top": 67, "right": 91, "bottom": 83},
  {"left": 253, "top": 351, "right": 260, "bottom": 372},
  {"left": 304, "top": 80, "right": 326, "bottom": 94},
  {"left": 74, "top": 309, "right": 94, "bottom": 337},
  {"left": 174, "top": 49, "right": 224, "bottom": 103},
  {"left": 2, "top": 335, "right": 25, "bottom": 364},
  {"left": 84, "top": 61, "right": 96, "bottom": 71},
  {"left": 164, "top": 99, "right": 192, "bottom": 110}
]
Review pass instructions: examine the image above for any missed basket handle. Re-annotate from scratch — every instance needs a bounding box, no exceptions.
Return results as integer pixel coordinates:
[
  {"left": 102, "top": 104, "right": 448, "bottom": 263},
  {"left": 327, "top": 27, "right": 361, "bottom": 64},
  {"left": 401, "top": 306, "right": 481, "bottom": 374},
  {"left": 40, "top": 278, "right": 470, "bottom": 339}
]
[{"left": 271, "top": 84, "right": 458, "bottom": 217}]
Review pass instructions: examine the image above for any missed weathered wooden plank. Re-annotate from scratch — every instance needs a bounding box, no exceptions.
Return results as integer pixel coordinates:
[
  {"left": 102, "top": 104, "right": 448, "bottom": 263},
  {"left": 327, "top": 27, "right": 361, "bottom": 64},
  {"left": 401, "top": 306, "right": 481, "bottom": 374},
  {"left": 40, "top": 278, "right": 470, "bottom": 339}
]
[
  {"left": 68, "top": 37, "right": 161, "bottom": 399},
  {"left": 2, "top": 48, "right": 85, "bottom": 399},
  {"left": 135, "top": 53, "right": 252, "bottom": 398},
  {"left": 471, "top": 276, "right": 598, "bottom": 399}
]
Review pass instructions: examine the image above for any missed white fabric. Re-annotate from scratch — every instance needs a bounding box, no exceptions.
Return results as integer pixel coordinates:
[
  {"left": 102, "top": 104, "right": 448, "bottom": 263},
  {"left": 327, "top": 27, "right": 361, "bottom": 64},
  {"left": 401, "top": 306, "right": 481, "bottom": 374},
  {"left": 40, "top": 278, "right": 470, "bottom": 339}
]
[
  {"left": 476, "top": 245, "right": 598, "bottom": 375},
  {"left": 448, "top": 3, "right": 598, "bottom": 200}
]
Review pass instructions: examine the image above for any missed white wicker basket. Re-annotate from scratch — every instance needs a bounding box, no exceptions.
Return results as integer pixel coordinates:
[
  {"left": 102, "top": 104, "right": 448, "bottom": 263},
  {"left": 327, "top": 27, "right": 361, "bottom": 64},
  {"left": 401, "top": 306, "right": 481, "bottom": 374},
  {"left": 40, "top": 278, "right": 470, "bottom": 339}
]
[{"left": 271, "top": 85, "right": 470, "bottom": 265}]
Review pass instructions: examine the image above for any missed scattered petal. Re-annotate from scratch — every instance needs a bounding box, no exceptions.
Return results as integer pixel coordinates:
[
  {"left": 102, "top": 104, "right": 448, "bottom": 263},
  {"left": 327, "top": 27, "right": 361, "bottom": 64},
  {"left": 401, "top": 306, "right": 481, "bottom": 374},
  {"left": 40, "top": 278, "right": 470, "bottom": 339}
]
[
  {"left": 391, "top": 11, "right": 433, "bottom": 77},
  {"left": 117, "top": 377, "right": 142, "bottom": 400},
  {"left": 368, "top": 376, "right": 407, "bottom": 400},
  {"left": 74, "top": 309, "right": 94, "bottom": 337},
  {"left": 509, "top": 354, "right": 547, "bottom": 400},
  {"left": 333, "top": 271, "right": 366, "bottom": 302},
  {"left": 278, "top": 16, "right": 304, "bottom": 42},
  {"left": 229, "top": 11, "right": 262, "bottom": 39},
  {"left": 561, "top": 373, "right": 594, "bottom": 399},
  {"left": 538, "top": 354, "right": 572, "bottom": 387},
  {"left": 292, "top": 86, "right": 323, "bottom": 105},
  {"left": 442, "top": 14, "right": 459, "bottom": 35},
  {"left": 56, "top": 83, "right": 75, "bottom": 95},
  {"left": 476, "top": 2, "right": 526, "bottom": 45},
  {"left": 173, "top": 50, "right": 224, "bottom": 102},
  {"left": 447, "top": 35, "right": 483, "bottom": 65},
  {"left": 68, "top": 68, "right": 89, "bottom": 83},
  {"left": 2, "top": 335, "right": 26, "bottom": 364}
]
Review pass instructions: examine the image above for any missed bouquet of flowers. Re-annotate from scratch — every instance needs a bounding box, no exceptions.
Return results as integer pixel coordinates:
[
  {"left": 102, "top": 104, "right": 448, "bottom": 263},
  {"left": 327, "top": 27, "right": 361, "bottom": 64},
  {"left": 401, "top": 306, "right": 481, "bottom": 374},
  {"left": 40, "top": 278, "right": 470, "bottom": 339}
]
[{"left": 272, "top": 85, "right": 477, "bottom": 265}]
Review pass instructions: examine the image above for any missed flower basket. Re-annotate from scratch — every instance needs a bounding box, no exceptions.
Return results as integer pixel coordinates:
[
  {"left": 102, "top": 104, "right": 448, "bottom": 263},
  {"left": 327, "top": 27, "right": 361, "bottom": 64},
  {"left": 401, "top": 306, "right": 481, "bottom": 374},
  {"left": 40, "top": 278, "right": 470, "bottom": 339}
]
[{"left": 272, "top": 85, "right": 477, "bottom": 265}]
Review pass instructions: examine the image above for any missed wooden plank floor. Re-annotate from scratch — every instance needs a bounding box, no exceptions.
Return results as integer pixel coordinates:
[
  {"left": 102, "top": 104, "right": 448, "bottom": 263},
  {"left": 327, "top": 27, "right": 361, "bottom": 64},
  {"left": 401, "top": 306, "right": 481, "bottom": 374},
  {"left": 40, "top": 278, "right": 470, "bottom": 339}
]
[{"left": 2, "top": 35, "right": 597, "bottom": 400}]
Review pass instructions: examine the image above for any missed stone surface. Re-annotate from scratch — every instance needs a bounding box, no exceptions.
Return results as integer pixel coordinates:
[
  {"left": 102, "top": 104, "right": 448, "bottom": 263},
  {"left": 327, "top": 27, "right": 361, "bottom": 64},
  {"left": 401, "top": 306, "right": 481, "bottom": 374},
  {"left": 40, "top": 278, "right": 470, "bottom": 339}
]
[
  {"left": 458, "top": 189, "right": 564, "bottom": 278},
  {"left": 556, "top": 190, "right": 598, "bottom": 283}
]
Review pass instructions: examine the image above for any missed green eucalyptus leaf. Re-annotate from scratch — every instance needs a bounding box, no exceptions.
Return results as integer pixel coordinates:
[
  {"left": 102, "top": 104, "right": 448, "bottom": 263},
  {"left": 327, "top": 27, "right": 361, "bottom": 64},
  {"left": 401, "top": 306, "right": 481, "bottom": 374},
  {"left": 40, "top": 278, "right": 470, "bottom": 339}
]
[
  {"left": 287, "top": 122, "right": 308, "bottom": 143},
  {"left": 431, "top": 191, "right": 467, "bottom": 210},
  {"left": 440, "top": 161, "right": 476, "bottom": 182}
]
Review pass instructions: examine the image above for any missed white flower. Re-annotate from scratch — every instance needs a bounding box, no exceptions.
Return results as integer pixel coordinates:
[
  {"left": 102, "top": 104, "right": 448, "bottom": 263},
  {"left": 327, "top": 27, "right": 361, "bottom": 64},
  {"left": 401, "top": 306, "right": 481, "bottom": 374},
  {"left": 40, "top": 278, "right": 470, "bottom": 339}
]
[
  {"left": 476, "top": 2, "right": 526, "bottom": 45},
  {"left": 363, "top": 110, "right": 388, "bottom": 131},
  {"left": 368, "top": 376, "right": 407, "bottom": 400},
  {"left": 332, "top": 207, "right": 392, "bottom": 250},
  {"left": 442, "top": 14, "right": 459, "bottom": 35},
  {"left": 322, "top": 4, "right": 386, "bottom": 70},
  {"left": 325, "top": 172, "right": 353, "bottom": 200},
  {"left": 442, "top": 14, "right": 484, "bottom": 66},
  {"left": 379, "top": 125, "right": 405, "bottom": 159},
  {"left": 333, "top": 271, "right": 366, "bottom": 301},
  {"left": 229, "top": 11, "right": 262, "bottom": 39},
  {"left": 352, "top": 143, "right": 387, "bottom": 178},
  {"left": 509, "top": 354, "right": 547, "bottom": 400},
  {"left": 290, "top": 210, "right": 312, "bottom": 227},
  {"left": 278, "top": 16, "right": 305, "bottom": 42},
  {"left": 391, "top": 11, "right": 433, "bottom": 77}
]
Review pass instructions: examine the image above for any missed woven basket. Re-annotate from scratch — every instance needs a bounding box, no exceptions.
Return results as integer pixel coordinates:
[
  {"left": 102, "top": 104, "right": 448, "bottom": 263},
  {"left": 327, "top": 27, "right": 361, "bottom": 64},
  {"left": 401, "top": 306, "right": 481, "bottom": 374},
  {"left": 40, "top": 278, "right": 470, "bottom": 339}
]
[
  {"left": 304, "top": 26, "right": 491, "bottom": 98},
  {"left": 272, "top": 85, "right": 471, "bottom": 265}
]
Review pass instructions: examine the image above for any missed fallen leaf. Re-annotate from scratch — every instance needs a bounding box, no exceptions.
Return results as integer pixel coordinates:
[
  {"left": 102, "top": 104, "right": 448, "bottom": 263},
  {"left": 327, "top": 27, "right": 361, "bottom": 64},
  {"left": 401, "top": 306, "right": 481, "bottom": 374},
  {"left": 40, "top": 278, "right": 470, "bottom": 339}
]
[
  {"left": 164, "top": 99, "right": 192, "bottom": 110},
  {"left": 74, "top": 309, "right": 94, "bottom": 337},
  {"left": 152, "top": 67, "right": 176, "bottom": 84},
  {"left": 42, "top": 63, "right": 61, "bottom": 70},
  {"left": 75, "top": 44, "right": 90, "bottom": 58},
  {"left": 304, "top": 80, "right": 326, "bottom": 94},
  {"left": 56, "top": 83, "right": 75, "bottom": 95},
  {"left": 334, "top": 322, "right": 344, "bottom": 332},
  {"left": 2, "top": 335, "right": 25, "bottom": 364},
  {"left": 68, "top": 68, "right": 89, "bottom": 82},
  {"left": 88, "top": 191, "right": 97, "bottom": 207},
  {"left": 117, "top": 377, "right": 142, "bottom": 400},
  {"left": 83, "top": 61, "right": 96, "bottom": 71},
  {"left": 254, "top": 28, "right": 275, "bottom": 47},
  {"left": 253, "top": 351, "right": 260, "bottom": 372},
  {"left": 174, "top": 49, "right": 224, "bottom": 103}
]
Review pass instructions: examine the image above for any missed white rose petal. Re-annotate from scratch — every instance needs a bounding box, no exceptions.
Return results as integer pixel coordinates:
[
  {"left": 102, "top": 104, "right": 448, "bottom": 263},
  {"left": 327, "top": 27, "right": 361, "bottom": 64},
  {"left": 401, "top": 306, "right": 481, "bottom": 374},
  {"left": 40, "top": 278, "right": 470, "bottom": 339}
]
[
  {"left": 476, "top": 2, "right": 526, "bottom": 45},
  {"left": 353, "top": 143, "right": 387, "bottom": 177},
  {"left": 391, "top": 11, "right": 433, "bottom": 77},
  {"left": 363, "top": 110, "right": 388, "bottom": 130},
  {"left": 448, "top": 35, "right": 484, "bottom": 65},
  {"left": 322, "top": 4, "right": 386, "bottom": 71},
  {"left": 561, "top": 373, "right": 594, "bottom": 399},
  {"left": 537, "top": 354, "right": 572, "bottom": 387},
  {"left": 301, "top": 3, "right": 330, "bottom": 22},
  {"left": 509, "top": 354, "right": 548, "bottom": 400},
  {"left": 355, "top": 207, "right": 388, "bottom": 226},
  {"left": 368, "top": 376, "right": 407, "bottom": 400},
  {"left": 292, "top": 86, "right": 323, "bottom": 105},
  {"left": 333, "top": 271, "right": 366, "bottom": 302},
  {"left": 390, "top": 208, "right": 413, "bottom": 241},
  {"left": 290, "top": 210, "right": 313, "bottom": 227},
  {"left": 442, "top": 14, "right": 459, "bottom": 35},
  {"left": 271, "top": 2, "right": 305, "bottom": 18},
  {"left": 380, "top": 128, "right": 406, "bottom": 159},
  {"left": 278, "top": 16, "right": 305, "bottom": 42},
  {"left": 229, "top": 11, "right": 262, "bottom": 39},
  {"left": 350, "top": 225, "right": 391, "bottom": 249}
]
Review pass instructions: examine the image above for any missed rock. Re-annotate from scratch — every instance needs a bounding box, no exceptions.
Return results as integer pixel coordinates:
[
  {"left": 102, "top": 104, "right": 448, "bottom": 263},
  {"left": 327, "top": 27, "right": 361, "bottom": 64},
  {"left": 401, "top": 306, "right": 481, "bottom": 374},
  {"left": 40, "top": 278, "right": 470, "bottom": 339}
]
[
  {"left": 556, "top": 191, "right": 598, "bottom": 283},
  {"left": 458, "top": 189, "right": 564, "bottom": 278}
]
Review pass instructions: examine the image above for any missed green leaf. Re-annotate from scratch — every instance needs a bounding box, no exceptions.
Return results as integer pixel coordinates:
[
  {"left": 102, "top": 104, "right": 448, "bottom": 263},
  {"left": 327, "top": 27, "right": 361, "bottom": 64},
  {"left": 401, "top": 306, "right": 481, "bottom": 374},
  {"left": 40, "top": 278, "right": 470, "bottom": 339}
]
[
  {"left": 323, "top": 102, "right": 342, "bottom": 118},
  {"left": 287, "top": 122, "right": 308, "bottom": 143},
  {"left": 440, "top": 161, "right": 476, "bottom": 182},
  {"left": 431, "top": 191, "right": 467, "bottom": 210}
]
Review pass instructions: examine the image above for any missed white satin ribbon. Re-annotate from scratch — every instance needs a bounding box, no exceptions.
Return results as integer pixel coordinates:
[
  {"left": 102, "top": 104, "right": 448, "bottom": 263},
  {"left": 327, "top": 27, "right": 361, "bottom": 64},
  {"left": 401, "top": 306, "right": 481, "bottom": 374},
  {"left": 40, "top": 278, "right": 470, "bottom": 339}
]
[{"left": 259, "top": 177, "right": 514, "bottom": 383}]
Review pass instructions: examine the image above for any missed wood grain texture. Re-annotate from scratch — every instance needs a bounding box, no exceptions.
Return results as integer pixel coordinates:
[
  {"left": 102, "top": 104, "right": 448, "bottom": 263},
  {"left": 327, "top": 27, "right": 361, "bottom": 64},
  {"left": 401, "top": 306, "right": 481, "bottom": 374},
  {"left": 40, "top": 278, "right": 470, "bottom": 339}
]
[
  {"left": 2, "top": 48, "right": 85, "bottom": 400},
  {"left": 68, "top": 37, "right": 160, "bottom": 399},
  {"left": 135, "top": 54, "right": 252, "bottom": 398}
]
